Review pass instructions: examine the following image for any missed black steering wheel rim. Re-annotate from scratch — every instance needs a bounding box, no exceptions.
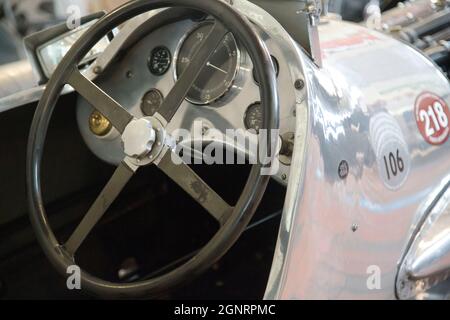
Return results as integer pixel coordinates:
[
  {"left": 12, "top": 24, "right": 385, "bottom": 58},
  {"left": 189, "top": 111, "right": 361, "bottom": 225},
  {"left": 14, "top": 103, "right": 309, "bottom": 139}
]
[{"left": 27, "top": 0, "right": 279, "bottom": 298}]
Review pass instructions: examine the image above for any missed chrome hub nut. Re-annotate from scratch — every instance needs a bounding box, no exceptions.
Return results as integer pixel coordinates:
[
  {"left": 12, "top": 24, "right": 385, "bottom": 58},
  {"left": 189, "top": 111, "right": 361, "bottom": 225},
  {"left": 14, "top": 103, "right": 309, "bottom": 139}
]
[{"left": 122, "top": 118, "right": 156, "bottom": 158}]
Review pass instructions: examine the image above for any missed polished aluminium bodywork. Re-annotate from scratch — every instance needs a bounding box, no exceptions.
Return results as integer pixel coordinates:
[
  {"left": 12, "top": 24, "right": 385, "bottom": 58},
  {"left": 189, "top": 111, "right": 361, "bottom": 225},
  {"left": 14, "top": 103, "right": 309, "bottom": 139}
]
[
  {"left": 1, "top": 0, "right": 450, "bottom": 299},
  {"left": 0, "top": 60, "right": 36, "bottom": 99},
  {"left": 265, "top": 15, "right": 450, "bottom": 299},
  {"left": 397, "top": 182, "right": 450, "bottom": 299}
]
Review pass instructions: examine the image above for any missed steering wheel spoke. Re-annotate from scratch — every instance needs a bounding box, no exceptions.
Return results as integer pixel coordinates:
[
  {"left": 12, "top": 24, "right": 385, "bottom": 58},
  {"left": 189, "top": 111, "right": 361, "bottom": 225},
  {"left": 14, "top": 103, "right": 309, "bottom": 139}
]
[
  {"left": 64, "top": 160, "right": 138, "bottom": 256},
  {"left": 156, "top": 150, "right": 233, "bottom": 225},
  {"left": 67, "top": 68, "right": 134, "bottom": 134},
  {"left": 155, "top": 21, "right": 228, "bottom": 123}
]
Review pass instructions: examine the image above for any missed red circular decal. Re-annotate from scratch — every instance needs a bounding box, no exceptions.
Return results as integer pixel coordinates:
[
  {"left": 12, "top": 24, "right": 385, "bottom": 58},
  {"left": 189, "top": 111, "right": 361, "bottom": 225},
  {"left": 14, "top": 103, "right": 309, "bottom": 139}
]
[{"left": 415, "top": 92, "right": 450, "bottom": 145}]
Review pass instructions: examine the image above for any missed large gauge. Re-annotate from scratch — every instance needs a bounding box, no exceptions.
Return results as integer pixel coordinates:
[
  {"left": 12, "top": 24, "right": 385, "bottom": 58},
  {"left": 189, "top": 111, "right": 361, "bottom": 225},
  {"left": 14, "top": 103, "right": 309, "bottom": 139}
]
[{"left": 176, "top": 22, "right": 239, "bottom": 105}]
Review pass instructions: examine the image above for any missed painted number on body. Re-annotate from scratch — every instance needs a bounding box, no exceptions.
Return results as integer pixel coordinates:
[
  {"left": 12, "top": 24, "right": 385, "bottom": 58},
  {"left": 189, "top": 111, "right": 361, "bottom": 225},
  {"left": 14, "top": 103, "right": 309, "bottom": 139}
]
[
  {"left": 383, "top": 149, "right": 404, "bottom": 181},
  {"left": 415, "top": 92, "right": 450, "bottom": 145},
  {"left": 370, "top": 112, "right": 410, "bottom": 190}
]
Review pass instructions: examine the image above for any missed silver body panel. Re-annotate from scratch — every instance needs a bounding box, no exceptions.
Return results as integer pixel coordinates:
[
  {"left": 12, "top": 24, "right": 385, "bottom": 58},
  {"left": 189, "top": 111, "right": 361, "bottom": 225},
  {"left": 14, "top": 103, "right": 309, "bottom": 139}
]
[
  {"left": 0, "top": 60, "right": 36, "bottom": 101},
  {"left": 266, "top": 20, "right": 450, "bottom": 299}
]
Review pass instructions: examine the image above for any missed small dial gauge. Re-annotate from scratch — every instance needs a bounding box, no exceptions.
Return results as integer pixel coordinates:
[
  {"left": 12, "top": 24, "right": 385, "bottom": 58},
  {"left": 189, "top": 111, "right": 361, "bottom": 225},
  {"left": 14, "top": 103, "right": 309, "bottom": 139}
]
[
  {"left": 148, "top": 46, "right": 171, "bottom": 76},
  {"left": 141, "top": 89, "right": 164, "bottom": 116},
  {"left": 176, "top": 22, "right": 239, "bottom": 105},
  {"left": 244, "top": 102, "right": 263, "bottom": 133},
  {"left": 89, "top": 110, "right": 112, "bottom": 137},
  {"left": 253, "top": 55, "right": 279, "bottom": 85}
]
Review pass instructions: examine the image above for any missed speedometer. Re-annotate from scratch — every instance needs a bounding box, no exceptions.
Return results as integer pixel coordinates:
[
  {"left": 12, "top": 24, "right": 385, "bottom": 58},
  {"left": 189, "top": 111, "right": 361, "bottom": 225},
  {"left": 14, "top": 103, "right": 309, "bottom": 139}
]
[{"left": 175, "top": 22, "right": 239, "bottom": 105}]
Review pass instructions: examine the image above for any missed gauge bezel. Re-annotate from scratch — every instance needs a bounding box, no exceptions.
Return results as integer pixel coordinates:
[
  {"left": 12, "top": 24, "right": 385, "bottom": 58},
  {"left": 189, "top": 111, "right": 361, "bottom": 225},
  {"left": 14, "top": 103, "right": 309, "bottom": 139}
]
[
  {"left": 140, "top": 88, "right": 164, "bottom": 116},
  {"left": 148, "top": 46, "right": 172, "bottom": 76},
  {"left": 244, "top": 101, "right": 263, "bottom": 134},
  {"left": 173, "top": 20, "right": 242, "bottom": 106}
]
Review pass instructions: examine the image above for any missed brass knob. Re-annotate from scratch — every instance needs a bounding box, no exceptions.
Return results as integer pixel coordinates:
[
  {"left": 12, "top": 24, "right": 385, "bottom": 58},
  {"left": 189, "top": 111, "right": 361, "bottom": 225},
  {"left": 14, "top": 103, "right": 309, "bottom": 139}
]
[{"left": 89, "top": 110, "right": 112, "bottom": 136}]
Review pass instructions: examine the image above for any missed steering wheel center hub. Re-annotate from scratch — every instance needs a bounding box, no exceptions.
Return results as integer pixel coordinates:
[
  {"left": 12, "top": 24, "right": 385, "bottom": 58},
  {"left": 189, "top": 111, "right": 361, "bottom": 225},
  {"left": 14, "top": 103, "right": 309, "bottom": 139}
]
[
  {"left": 121, "top": 116, "right": 169, "bottom": 167},
  {"left": 122, "top": 118, "right": 156, "bottom": 158}
]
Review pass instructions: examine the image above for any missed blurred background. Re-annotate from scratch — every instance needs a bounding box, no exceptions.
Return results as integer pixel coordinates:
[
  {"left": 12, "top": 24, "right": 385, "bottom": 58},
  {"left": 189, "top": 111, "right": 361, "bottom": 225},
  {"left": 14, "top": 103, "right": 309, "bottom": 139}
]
[
  {"left": 1, "top": 0, "right": 448, "bottom": 98},
  {"left": 0, "top": 0, "right": 398, "bottom": 65},
  {"left": 0, "top": 0, "right": 131, "bottom": 98},
  {"left": 0, "top": 0, "right": 128, "bottom": 65}
]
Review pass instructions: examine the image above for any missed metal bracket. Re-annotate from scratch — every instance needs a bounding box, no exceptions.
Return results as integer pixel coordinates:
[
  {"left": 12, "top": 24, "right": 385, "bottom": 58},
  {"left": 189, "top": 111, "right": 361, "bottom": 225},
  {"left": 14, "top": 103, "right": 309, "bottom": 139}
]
[{"left": 250, "top": 0, "right": 323, "bottom": 67}]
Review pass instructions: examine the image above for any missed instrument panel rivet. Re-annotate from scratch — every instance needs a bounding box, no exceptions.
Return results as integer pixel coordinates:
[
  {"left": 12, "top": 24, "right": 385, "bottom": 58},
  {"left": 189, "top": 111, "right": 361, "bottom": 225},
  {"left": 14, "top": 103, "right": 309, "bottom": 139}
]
[
  {"left": 281, "top": 174, "right": 287, "bottom": 180},
  {"left": 295, "top": 79, "right": 305, "bottom": 90},
  {"left": 93, "top": 66, "right": 103, "bottom": 74},
  {"left": 351, "top": 224, "right": 358, "bottom": 232},
  {"left": 126, "top": 70, "right": 134, "bottom": 79}
]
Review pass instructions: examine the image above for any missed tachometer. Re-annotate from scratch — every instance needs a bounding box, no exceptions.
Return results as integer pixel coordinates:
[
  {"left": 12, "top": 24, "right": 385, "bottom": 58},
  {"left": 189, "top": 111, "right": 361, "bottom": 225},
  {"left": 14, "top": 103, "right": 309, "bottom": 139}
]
[{"left": 175, "top": 22, "right": 239, "bottom": 105}]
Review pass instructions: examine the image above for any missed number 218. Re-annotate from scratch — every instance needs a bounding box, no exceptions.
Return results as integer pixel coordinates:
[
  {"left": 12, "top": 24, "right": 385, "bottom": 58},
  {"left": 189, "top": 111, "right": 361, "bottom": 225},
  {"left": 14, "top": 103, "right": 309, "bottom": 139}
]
[{"left": 419, "top": 101, "right": 449, "bottom": 137}]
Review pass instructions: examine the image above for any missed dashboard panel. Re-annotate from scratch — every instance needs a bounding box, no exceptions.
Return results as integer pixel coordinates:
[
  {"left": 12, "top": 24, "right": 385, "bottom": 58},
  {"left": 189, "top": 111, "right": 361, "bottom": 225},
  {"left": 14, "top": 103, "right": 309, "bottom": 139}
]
[{"left": 76, "top": 16, "right": 297, "bottom": 185}]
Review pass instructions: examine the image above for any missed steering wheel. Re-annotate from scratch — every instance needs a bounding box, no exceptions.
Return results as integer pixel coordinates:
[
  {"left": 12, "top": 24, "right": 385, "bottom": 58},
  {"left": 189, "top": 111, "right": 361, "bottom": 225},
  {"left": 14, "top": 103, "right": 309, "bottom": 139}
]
[{"left": 27, "top": 0, "right": 279, "bottom": 298}]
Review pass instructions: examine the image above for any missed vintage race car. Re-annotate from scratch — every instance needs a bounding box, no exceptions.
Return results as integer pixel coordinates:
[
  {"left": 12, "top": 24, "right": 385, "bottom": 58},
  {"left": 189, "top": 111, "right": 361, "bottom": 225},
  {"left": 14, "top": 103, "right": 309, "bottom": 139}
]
[{"left": 0, "top": 0, "right": 449, "bottom": 300}]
